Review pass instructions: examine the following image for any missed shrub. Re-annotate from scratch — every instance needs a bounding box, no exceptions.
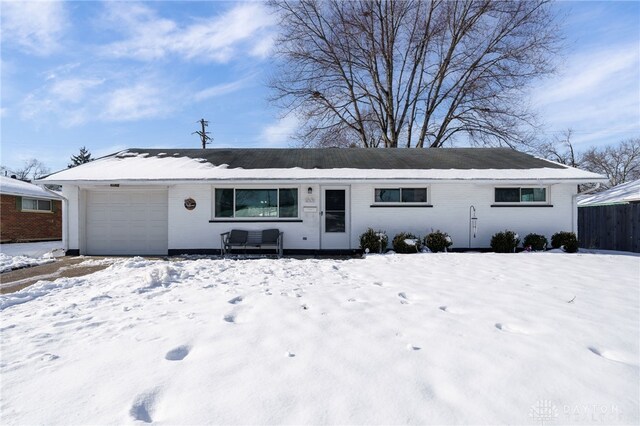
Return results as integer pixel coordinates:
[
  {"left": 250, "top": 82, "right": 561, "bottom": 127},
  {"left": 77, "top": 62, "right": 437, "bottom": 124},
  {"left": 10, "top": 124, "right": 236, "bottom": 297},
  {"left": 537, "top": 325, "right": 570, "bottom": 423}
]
[
  {"left": 490, "top": 230, "right": 520, "bottom": 253},
  {"left": 522, "top": 233, "right": 548, "bottom": 251},
  {"left": 392, "top": 232, "right": 421, "bottom": 253},
  {"left": 359, "top": 228, "right": 389, "bottom": 254},
  {"left": 424, "top": 230, "right": 453, "bottom": 253},
  {"left": 551, "top": 231, "right": 579, "bottom": 253}
]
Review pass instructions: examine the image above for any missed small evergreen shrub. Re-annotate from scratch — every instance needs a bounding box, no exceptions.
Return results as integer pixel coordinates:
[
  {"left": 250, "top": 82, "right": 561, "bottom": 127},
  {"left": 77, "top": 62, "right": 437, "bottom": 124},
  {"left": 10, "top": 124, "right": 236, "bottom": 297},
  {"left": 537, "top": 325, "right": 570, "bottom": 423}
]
[
  {"left": 522, "top": 233, "right": 548, "bottom": 251},
  {"left": 490, "top": 230, "right": 520, "bottom": 253},
  {"left": 424, "top": 230, "right": 453, "bottom": 253},
  {"left": 392, "top": 232, "right": 421, "bottom": 253},
  {"left": 551, "top": 231, "right": 579, "bottom": 253},
  {"left": 359, "top": 228, "right": 389, "bottom": 254}
]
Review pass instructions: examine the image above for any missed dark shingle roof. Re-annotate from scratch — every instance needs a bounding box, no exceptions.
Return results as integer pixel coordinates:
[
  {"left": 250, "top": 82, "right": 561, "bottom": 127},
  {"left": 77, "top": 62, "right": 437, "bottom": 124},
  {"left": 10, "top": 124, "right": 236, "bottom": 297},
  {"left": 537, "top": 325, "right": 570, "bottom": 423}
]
[{"left": 125, "top": 148, "right": 565, "bottom": 170}]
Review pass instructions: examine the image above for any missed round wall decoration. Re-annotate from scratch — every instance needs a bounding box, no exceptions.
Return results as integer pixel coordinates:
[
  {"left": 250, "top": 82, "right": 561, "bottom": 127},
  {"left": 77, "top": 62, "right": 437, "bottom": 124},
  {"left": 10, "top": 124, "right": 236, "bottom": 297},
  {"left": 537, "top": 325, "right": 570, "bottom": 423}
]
[{"left": 184, "top": 198, "right": 197, "bottom": 210}]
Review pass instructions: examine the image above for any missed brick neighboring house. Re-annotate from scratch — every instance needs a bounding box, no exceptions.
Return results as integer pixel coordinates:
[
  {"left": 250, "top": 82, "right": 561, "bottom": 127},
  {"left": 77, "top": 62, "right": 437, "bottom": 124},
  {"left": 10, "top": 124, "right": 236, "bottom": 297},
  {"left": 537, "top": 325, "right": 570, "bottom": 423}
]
[{"left": 0, "top": 176, "right": 63, "bottom": 243}]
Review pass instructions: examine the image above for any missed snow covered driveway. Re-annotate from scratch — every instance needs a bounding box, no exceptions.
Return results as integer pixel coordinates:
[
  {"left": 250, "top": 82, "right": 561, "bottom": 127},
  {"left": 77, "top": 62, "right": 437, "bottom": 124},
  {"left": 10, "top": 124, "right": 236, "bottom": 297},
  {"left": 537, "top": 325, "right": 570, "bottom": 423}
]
[
  {"left": 0, "top": 241, "right": 64, "bottom": 273},
  {"left": 1, "top": 253, "right": 638, "bottom": 425}
]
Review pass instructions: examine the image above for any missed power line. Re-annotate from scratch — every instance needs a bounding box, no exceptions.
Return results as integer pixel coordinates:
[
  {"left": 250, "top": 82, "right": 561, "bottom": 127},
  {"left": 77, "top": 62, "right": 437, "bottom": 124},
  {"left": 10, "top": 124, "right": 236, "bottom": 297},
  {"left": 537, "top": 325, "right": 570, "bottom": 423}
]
[{"left": 192, "top": 118, "right": 213, "bottom": 149}]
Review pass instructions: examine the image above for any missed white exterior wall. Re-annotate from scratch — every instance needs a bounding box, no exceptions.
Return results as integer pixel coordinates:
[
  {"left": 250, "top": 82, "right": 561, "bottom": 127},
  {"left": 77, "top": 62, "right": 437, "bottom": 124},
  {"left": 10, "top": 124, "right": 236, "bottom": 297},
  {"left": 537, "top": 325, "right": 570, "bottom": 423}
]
[
  {"left": 350, "top": 183, "right": 578, "bottom": 249},
  {"left": 65, "top": 181, "right": 578, "bottom": 254},
  {"left": 168, "top": 184, "right": 321, "bottom": 251},
  {"left": 61, "top": 185, "right": 80, "bottom": 251}
]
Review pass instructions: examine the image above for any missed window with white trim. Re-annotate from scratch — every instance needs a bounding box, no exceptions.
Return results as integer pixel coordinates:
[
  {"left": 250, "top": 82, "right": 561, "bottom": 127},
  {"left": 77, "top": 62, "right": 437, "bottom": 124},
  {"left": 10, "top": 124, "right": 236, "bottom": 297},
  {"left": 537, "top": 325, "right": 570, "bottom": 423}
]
[
  {"left": 374, "top": 188, "right": 428, "bottom": 204},
  {"left": 215, "top": 188, "right": 298, "bottom": 218},
  {"left": 494, "top": 187, "right": 547, "bottom": 203},
  {"left": 22, "top": 198, "right": 52, "bottom": 212}
]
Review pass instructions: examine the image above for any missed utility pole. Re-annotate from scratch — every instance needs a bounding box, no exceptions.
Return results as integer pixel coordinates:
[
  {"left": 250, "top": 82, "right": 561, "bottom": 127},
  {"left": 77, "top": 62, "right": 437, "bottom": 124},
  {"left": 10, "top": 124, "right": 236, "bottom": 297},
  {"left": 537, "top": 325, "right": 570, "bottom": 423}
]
[{"left": 192, "top": 118, "right": 213, "bottom": 149}]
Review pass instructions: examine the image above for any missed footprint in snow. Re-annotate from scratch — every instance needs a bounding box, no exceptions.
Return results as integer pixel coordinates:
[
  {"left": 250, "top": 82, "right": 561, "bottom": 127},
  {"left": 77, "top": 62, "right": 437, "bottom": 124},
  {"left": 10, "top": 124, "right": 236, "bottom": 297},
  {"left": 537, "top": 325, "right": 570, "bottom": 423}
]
[
  {"left": 438, "top": 306, "right": 448, "bottom": 312},
  {"left": 588, "top": 346, "right": 637, "bottom": 365},
  {"left": 165, "top": 345, "right": 190, "bottom": 361},
  {"left": 495, "top": 323, "right": 530, "bottom": 334},
  {"left": 223, "top": 313, "right": 236, "bottom": 323},
  {"left": 129, "top": 388, "right": 160, "bottom": 423},
  {"left": 373, "top": 281, "right": 384, "bottom": 286},
  {"left": 227, "top": 296, "right": 243, "bottom": 304},
  {"left": 286, "top": 351, "right": 296, "bottom": 357},
  {"left": 398, "top": 292, "right": 409, "bottom": 304},
  {"left": 406, "top": 344, "right": 421, "bottom": 351}
]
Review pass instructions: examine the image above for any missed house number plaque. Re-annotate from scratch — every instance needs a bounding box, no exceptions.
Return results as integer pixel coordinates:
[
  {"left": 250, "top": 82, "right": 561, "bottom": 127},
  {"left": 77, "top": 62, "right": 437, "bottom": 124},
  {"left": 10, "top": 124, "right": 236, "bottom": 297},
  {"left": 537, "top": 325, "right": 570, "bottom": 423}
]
[{"left": 184, "top": 198, "right": 196, "bottom": 210}]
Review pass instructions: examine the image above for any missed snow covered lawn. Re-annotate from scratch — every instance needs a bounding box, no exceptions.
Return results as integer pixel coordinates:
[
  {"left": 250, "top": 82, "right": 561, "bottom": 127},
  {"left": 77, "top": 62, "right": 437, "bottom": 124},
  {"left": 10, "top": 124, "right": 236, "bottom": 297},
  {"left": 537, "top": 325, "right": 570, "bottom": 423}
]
[
  {"left": 1, "top": 253, "right": 638, "bottom": 425},
  {"left": 0, "top": 241, "right": 64, "bottom": 273}
]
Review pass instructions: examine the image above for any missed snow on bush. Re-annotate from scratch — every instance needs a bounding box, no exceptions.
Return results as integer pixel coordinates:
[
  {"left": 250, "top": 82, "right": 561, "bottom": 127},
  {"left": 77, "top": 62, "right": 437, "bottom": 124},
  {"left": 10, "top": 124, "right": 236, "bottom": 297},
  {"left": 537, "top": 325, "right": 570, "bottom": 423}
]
[
  {"left": 392, "top": 232, "right": 421, "bottom": 253},
  {"left": 424, "top": 230, "right": 453, "bottom": 253}
]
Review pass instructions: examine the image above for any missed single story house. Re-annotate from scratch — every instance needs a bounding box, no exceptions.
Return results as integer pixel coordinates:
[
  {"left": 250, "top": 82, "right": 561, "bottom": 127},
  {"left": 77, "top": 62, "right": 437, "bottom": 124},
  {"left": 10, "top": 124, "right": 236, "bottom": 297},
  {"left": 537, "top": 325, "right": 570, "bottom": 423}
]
[
  {"left": 0, "top": 175, "right": 63, "bottom": 243},
  {"left": 577, "top": 179, "right": 640, "bottom": 253},
  {"left": 39, "top": 148, "right": 605, "bottom": 256}
]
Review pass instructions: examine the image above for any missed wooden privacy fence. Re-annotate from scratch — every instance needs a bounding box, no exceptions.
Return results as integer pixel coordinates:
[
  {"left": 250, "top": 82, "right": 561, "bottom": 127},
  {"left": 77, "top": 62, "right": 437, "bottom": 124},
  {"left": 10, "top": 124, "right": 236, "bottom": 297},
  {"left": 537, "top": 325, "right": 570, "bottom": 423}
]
[{"left": 578, "top": 203, "right": 640, "bottom": 253}]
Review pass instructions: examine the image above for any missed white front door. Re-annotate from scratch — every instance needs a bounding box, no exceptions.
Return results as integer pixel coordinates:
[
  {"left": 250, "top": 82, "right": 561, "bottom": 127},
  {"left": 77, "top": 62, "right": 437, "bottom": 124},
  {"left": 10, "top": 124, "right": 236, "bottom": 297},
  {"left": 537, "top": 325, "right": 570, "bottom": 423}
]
[
  {"left": 86, "top": 189, "right": 168, "bottom": 255},
  {"left": 320, "top": 186, "right": 350, "bottom": 250}
]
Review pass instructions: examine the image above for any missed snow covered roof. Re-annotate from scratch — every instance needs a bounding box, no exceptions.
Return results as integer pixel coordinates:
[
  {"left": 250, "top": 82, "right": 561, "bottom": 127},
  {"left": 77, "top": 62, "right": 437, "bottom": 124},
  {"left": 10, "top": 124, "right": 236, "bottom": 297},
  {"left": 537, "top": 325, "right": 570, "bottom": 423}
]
[
  {"left": 577, "top": 179, "right": 640, "bottom": 206},
  {"left": 40, "top": 148, "right": 606, "bottom": 183},
  {"left": 0, "top": 176, "right": 62, "bottom": 199}
]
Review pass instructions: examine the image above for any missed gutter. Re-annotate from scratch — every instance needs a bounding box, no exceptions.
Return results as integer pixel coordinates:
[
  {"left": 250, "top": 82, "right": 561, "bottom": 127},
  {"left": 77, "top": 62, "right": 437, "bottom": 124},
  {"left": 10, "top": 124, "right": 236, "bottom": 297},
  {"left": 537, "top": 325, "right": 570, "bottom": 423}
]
[{"left": 37, "top": 177, "right": 610, "bottom": 186}]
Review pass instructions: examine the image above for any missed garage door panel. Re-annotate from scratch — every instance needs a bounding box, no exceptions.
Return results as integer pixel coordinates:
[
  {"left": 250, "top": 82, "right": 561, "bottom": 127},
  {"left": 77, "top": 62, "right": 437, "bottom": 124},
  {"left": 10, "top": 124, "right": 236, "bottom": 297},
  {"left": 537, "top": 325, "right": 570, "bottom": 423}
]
[{"left": 86, "top": 190, "right": 168, "bottom": 255}]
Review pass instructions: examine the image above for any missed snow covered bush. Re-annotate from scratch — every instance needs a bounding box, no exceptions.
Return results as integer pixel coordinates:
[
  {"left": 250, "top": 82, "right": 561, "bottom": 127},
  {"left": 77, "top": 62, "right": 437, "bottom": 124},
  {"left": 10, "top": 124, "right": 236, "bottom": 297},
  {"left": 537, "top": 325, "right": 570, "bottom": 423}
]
[
  {"left": 424, "top": 230, "right": 452, "bottom": 253},
  {"left": 392, "top": 232, "right": 421, "bottom": 253},
  {"left": 490, "top": 230, "right": 520, "bottom": 253},
  {"left": 522, "top": 233, "right": 548, "bottom": 251},
  {"left": 551, "top": 231, "right": 579, "bottom": 253},
  {"left": 359, "top": 228, "right": 389, "bottom": 254}
]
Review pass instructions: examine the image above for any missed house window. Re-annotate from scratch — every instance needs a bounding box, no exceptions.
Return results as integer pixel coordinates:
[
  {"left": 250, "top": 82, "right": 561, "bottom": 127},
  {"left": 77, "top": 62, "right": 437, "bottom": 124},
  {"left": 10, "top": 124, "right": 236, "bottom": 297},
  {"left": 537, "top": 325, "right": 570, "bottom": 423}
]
[
  {"left": 495, "top": 187, "right": 547, "bottom": 203},
  {"left": 215, "top": 188, "right": 299, "bottom": 218},
  {"left": 375, "top": 188, "right": 427, "bottom": 203},
  {"left": 22, "top": 198, "right": 52, "bottom": 212}
]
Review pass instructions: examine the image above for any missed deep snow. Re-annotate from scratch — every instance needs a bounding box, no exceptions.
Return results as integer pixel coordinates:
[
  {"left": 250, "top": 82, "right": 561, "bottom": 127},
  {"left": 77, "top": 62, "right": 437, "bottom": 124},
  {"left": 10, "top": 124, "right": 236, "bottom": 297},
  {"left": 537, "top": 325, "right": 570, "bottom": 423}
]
[{"left": 0, "top": 253, "right": 638, "bottom": 425}]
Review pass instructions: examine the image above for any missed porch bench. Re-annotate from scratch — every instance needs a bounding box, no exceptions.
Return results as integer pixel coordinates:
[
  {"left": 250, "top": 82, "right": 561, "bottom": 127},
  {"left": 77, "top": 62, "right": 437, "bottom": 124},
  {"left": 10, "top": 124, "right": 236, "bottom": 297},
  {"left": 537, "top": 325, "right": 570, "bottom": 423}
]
[{"left": 220, "top": 229, "right": 284, "bottom": 258}]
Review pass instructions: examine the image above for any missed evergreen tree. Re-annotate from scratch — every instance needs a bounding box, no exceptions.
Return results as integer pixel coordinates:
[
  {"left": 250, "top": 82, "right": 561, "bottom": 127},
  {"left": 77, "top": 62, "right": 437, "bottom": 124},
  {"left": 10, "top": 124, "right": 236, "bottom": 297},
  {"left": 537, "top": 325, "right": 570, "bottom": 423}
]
[{"left": 68, "top": 147, "right": 93, "bottom": 168}]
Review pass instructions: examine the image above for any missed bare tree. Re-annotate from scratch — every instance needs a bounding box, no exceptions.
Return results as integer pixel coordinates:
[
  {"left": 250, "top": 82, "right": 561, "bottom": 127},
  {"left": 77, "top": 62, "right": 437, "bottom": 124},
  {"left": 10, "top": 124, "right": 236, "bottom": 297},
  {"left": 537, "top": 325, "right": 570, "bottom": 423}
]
[
  {"left": 5, "top": 159, "right": 50, "bottom": 181},
  {"left": 536, "top": 129, "right": 580, "bottom": 168},
  {"left": 269, "top": 0, "right": 558, "bottom": 148},
  {"left": 581, "top": 139, "right": 640, "bottom": 189}
]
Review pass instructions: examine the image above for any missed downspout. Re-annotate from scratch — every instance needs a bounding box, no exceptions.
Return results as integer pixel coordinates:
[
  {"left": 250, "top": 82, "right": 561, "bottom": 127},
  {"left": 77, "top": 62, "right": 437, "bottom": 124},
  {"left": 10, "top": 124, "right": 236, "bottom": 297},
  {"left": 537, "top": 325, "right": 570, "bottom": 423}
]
[{"left": 40, "top": 185, "right": 69, "bottom": 253}]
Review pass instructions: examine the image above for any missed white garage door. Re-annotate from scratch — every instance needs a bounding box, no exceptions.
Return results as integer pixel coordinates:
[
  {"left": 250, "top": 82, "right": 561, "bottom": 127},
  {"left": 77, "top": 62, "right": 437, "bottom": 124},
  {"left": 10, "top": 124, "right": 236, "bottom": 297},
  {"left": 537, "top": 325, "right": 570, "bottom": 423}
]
[{"left": 86, "top": 190, "right": 168, "bottom": 255}]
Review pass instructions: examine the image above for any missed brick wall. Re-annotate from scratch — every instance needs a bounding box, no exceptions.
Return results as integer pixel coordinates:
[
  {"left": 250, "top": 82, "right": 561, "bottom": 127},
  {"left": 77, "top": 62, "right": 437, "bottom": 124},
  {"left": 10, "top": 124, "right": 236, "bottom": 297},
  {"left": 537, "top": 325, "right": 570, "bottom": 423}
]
[{"left": 0, "top": 194, "right": 62, "bottom": 242}]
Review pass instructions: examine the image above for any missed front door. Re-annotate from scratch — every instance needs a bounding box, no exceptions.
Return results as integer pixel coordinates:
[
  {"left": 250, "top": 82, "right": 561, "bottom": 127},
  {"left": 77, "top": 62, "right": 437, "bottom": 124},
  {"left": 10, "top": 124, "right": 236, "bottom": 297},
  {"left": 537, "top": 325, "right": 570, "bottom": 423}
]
[{"left": 321, "top": 186, "right": 350, "bottom": 250}]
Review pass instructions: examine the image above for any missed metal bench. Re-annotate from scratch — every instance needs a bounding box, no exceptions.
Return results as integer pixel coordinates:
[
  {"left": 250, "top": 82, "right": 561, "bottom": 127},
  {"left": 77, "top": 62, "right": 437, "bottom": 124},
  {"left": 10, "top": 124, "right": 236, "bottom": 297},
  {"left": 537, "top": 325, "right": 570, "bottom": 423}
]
[{"left": 220, "top": 229, "right": 284, "bottom": 258}]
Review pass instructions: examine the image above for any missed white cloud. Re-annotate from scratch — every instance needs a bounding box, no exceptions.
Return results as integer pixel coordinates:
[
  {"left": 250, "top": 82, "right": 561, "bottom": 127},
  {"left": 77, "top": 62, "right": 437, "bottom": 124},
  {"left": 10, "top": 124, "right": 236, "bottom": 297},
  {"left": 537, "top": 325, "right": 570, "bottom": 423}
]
[
  {"left": 49, "top": 78, "right": 105, "bottom": 103},
  {"left": 260, "top": 115, "right": 299, "bottom": 146},
  {"left": 102, "top": 83, "right": 171, "bottom": 122},
  {"left": 194, "top": 76, "right": 255, "bottom": 102},
  {"left": 533, "top": 43, "right": 640, "bottom": 147},
  {"left": 0, "top": 1, "right": 67, "bottom": 55},
  {"left": 100, "top": 2, "right": 275, "bottom": 63}
]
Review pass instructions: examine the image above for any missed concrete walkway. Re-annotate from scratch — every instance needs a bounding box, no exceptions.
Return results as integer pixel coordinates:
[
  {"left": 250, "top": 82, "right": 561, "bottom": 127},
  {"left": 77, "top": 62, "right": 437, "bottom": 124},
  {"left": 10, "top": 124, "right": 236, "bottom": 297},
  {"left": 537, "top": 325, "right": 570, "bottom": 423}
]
[{"left": 0, "top": 257, "right": 111, "bottom": 294}]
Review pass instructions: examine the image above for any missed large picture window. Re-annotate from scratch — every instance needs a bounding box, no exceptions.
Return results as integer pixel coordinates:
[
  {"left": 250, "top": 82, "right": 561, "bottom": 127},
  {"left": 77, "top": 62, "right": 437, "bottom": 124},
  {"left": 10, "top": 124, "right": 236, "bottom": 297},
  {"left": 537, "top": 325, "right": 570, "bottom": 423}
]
[
  {"left": 215, "top": 188, "right": 298, "bottom": 218},
  {"left": 21, "top": 198, "right": 52, "bottom": 212},
  {"left": 375, "top": 188, "right": 427, "bottom": 204},
  {"left": 495, "top": 187, "right": 547, "bottom": 203}
]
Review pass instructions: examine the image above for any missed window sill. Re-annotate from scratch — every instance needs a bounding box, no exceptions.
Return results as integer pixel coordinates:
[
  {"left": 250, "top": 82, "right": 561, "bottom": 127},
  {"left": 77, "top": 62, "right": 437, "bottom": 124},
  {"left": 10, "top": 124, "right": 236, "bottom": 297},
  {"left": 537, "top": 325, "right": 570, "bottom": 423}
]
[
  {"left": 20, "top": 209, "right": 54, "bottom": 214},
  {"left": 210, "top": 219, "right": 303, "bottom": 223},
  {"left": 370, "top": 204, "right": 433, "bottom": 208},
  {"left": 491, "top": 204, "right": 553, "bottom": 208}
]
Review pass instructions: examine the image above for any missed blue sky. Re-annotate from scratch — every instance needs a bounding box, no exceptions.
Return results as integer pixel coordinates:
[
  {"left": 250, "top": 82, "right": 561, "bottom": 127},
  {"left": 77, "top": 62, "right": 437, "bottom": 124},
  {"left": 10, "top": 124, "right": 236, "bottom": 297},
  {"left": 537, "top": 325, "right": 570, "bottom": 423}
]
[{"left": 1, "top": 1, "right": 639, "bottom": 173}]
